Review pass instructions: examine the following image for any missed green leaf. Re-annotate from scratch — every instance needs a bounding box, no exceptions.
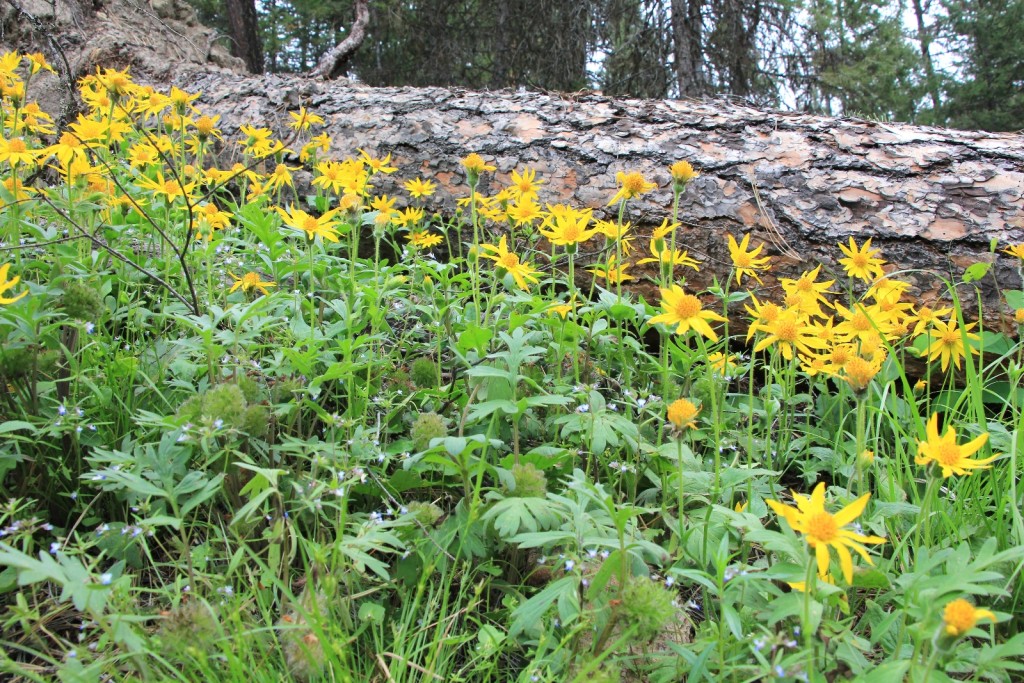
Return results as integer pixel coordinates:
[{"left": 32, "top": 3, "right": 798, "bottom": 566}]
[
  {"left": 358, "top": 601, "right": 386, "bottom": 623},
  {"left": 963, "top": 261, "right": 991, "bottom": 282},
  {"left": 482, "top": 497, "right": 560, "bottom": 538},
  {"left": 509, "top": 575, "right": 579, "bottom": 637},
  {"left": 0, "top": 420, "right": 36, "bottom": 434},
  {"left": 851, "top": 567, "right": 891, "bottom": 590}
]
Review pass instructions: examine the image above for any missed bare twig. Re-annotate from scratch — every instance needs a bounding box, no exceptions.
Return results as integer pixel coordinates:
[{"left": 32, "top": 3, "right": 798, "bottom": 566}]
[{"left": 36, "top": 195, "right": 199, "bottom": 312}]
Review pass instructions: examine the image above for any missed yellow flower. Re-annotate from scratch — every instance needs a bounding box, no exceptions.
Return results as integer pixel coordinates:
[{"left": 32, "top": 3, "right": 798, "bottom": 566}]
[
  {"left": 607, "top": 170, "right": 657, "bottom": 205},
  {"left": 229, "top": 271, "right": 276, "bottom": 295},
  {"left": 24, "top": 52, "right": 56, "bottom": 75},
  {"left": 667, "top": 398, "right": 701, "bottom": 430},
  {"left": 0, "top": 136, "right": 37, "bottom": 167},
  {"left": 651, "top": 218, "right": 679, "bottom": 244},
  {"left": 300, "top": 133, "right": 332, "bottom": 162},
  {"left": 838, "top": 237, "right": 886, "bottom": 282},
  {"left": 918, "top": 317, "right": 980, "bottom": 372},
  {"left": 276, "top": 205, "right": 341, "bottom": 242},
  {"left": 359, "top": 149, "right": 397, "bottom": 175},
  {"left": 404, "top": 177, "right": 436, "bottom": 198},
  {"left": 193, "top": 202, "right": 233, "bottom": 239},
  {"left": 168, "top": 86, "right": 201, "bottom": 115},
  {"left": 0, "top": 262, "right": 28, "bottom": 305},
  {"left": 832, "top": 302, "right": 895, "bottom": 344},
  {"left": 744, "top": 295, "right": 782, "bottom": 341},
  {"left": 395, "top": 206, "right": 425, "bottom": 229},
  {"left": 915, "top": 413, "right": 995, "bottom": 478},
  {"left": 266, "top": 163, "right": 300, "bottom": 192},
  {"left": 636, "top": 241, "right": 701, "bottom": 271},
  {"left": 507, "top": 199, "right": 543, "bottom": 225},
  {"left": 942, "top": 599, "right": 996, "bottom": 637},
  {"left": 707, "top": 352, "right": 740, "bottom": 376},
  {"left": 910, "top": 304, "right": 954, "bottom": 337},
  {"left": 479, "top": 235, "right": 540, "bottom": 291},
  {"left": 135, "top": 171, "right": 197, "bottom": 204},
  {"left": 752, "top": 309, "right": 828, "bottom": 361},
  {"left": 1002, "top": 244, "right": 1024, "bottom": 261},
  {"left": 648, "top": 285, "right": 727, "bottom": 341},
  {"left": 548, "top": 300, "right": 576, "bottom": 319},
  {"left": 1016, "top": 308, "right": 1024, "bottom": 325},
  {"left": 508, "top": 167, "right": 542, "bottom": 200},
  {"left": 767, "top": 482, "right": 886, "bottom": 583},
  {"left": 406, "top": 230, "right": 443, "bottom": 249},
  {"left": 669, "top": 160, "right": 700, "bottom": 188},
  {"left": 588, "top": 254, "right": 634, "bottom": 285},
  {"left": 461, "top": 153, "right": 496, "bottom": 175},
  {"left": 780, "top": 265, "right": 834, "bottom": 319},
  {"left": 727, "top": 234, "right": 771, "bottom": 286},
  {"left": 238, "top": 124, "right": 284, "bottom": 157},
  {"left": 538, "top": 206, "right": 597, "bottom": 246},
  {"left": 194, "top": 114, "right": 222, "bottom": 140},
  {"left": 288, "top": 106, "right": 324, "bottom": 131},
  {"left": 841, "top": 354, "right": 881, "bottom": 393}
]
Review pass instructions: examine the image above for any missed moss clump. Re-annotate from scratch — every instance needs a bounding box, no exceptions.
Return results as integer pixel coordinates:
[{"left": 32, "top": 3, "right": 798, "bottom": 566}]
[
  {"left": 406, "top": 500, "right": 444, "bottom": 526},
  {"left": 620, "top": 577, "right": 677, "bottom": 643},
  {"left": 177, "top": 381, "right": 269, "bottom": 436},
  {"left": 58, "top": 280, "right": 103, "bottom": 321},
  {"left": 410, "top": 411, "right": 448, "bottom": 452},
  {"left": 506, "top": 463, "right": 548, "bottom": 498},
  {"left": 158, "top": 600, "right": 220, "bottom": 659},
  {"left": 409, "top": 357, "right": 438, "bottom": 388}
]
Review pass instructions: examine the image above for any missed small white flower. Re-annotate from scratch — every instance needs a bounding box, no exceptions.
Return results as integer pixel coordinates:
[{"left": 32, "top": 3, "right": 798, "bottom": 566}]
[{"left": 99, "top": 572, "right": 113, "bottom": 585}]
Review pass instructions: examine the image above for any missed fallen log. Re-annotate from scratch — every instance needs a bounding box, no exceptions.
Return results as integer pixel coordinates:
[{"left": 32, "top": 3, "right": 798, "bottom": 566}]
[{"left": 180, "top": 70, "right": 1024, "bottom": 331}]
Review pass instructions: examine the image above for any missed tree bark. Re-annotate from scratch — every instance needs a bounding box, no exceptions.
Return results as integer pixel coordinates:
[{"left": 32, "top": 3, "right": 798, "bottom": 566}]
[
  {"left": 671, "top": 0, "right": 706, "bottom": 97},
  {"left": 224, "top": 0, "right": 264, "bottom": 74},
  {"left": 182, "top": 69, "right": 1024, "bottom": 329}
]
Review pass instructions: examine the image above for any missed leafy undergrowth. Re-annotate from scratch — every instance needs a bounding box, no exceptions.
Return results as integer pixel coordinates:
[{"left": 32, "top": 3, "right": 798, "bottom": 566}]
[{"left": 0, "top": 56, "right": 1023, "bottom": 683}]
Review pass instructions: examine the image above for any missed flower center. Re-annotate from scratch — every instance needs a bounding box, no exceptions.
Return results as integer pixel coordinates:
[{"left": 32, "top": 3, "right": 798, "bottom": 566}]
[
  {"left": 806, "top": 511, "right": 838, "bottom": 544},
  {"left": 935, "top": 442, "right": 962, "bottom": 466},
  {"left": 499, "top": 253, "right": 519, "bottom": 269},
  {"left": 623, "top": 172, "right": 646, "bottom": 194},
  {"left": 8, "top": 138, "right": 26, "bottom": 153},
  {"left": 852, "top": 312, "right": 872, "bottom": 332},
  {"left": 302, "top": 216, "right": 319, "bottom": 234},
  {"left": 943, "top": 600, "right": 976, "bottom": 635},
  {"left": 672, "top": 294, "right": 701, "bottom": 320},
  {"left": 774, "top": 319, "right": 798, "bottom": 342},
  {"left": 941, "top": 329, "right": 961, "bottom": 345}
]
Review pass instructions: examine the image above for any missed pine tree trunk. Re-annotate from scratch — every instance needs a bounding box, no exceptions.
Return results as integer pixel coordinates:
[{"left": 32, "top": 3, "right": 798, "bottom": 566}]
[{"left": 224, "top": 0, "right": 264, "bottom": 74}]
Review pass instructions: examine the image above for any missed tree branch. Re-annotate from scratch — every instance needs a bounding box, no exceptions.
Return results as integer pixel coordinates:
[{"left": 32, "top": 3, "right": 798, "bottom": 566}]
[{"left": 308, "top": 0, "right": 369, "bottom": 80}]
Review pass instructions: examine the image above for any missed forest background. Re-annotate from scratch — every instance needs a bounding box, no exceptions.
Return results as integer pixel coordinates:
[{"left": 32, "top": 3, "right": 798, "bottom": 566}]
[{"left": 193, "top": 0, "right": 1024, "bottom": 133}]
